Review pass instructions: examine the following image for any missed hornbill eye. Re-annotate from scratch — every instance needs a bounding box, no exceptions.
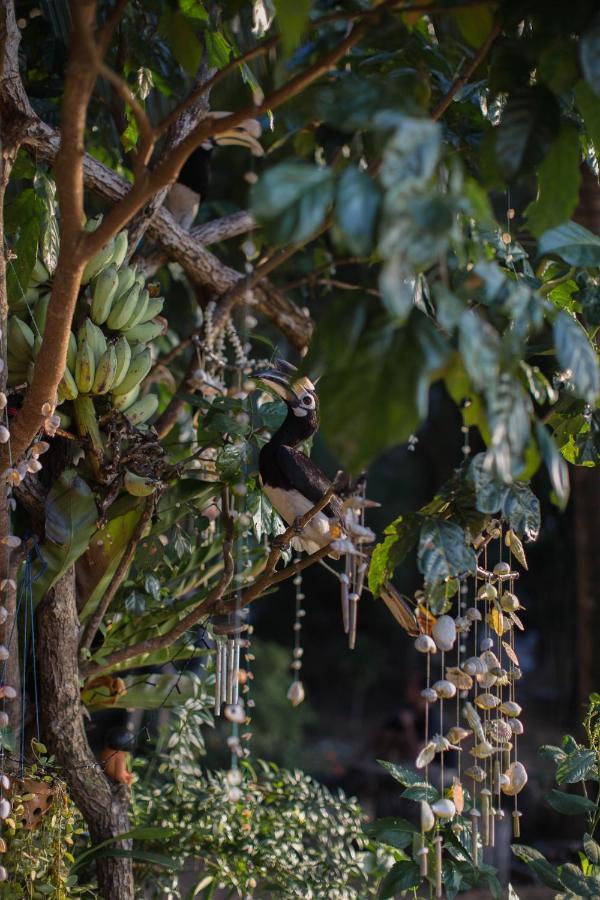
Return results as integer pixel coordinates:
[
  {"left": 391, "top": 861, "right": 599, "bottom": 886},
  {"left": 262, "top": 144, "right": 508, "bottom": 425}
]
[{"left": 302, "top": 395, "right": 313, "bottom": 406}]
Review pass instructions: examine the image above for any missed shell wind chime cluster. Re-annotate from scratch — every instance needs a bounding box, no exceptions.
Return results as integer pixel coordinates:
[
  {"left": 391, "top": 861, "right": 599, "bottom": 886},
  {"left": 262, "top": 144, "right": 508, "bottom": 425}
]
[{"left": 412, "top": 519, "right": 529, "bottom": 895}]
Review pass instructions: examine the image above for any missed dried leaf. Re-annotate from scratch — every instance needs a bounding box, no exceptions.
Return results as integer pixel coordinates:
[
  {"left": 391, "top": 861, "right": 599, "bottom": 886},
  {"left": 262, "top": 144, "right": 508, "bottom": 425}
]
[
  {"left": 489, "top": 605, "right": 505, "bottom": 636},
  {"left": 509, "top": 611, "right": 525, "bottom": 631},
  {"left": 505, "top": 528, "right": 528, "bottom": 570},
  {"left": 502, "top": 640, "right": 520, "bottom": 665},
  {"left": 450, "top": 778, "right": 465, "bottom": 815},
  {"left": 416, "top": 603, "right": 436, "bottom": 636}
]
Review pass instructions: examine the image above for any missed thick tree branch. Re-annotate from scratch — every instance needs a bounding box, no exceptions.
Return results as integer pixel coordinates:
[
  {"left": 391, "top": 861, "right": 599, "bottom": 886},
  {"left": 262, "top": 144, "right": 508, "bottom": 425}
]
[
  {"left": 79, "top": 496, "right": 156, "bottom": 656},
  {"left": 81, "top": 488, "right": 235, "bottom": 678}
]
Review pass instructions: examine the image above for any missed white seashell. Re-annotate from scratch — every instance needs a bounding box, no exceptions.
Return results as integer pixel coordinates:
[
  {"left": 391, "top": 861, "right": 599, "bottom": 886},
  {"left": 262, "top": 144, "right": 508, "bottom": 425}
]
[
  {"left": 470, "top": 741, "right": 494, "bottom": 758},
  {"left": 502, "top": 761, "right": 528, "bottom": 796},
  {"left": 499, "top": 700, "right": 522, "bottom": 717},
  {"left": 445, "top": 667, "right": 473, "bottom": 691},
  {"left": 433, "top": 679, "right": 456, "bottom": 700},
  {"left": 465, "top": 765, "right": 486, "bottom": 782},
  {"left": 287, "top": 682, "right": 305, "bottom": 706},
  {"left": 463, "top": 702, "right": 486, "bottom": 742},
  {"left": 0, "top": 774, "right": 9, "bottom": 791},
  {"left": 480, "top": 650, "right": 500, "bottom": 671},
  {"left": 432, "top": 799, "right": 456, "bottom": 818},
  {"left": 486, "top": 718, "right": 513, "bottom": 743},
  {"left": 224, "top": 703, "right": 246, "bottom": 724},
  {"left": 421, "top": 688, "right": 438, "bottom": 703},
  {"left": 0, "top": 799, "right": 10, "bottom": 820},
  {"left": 493, "top": 562, "right": 512, "bottom": 578},
  {"left": 466, "top": 607, "right": 482, "bottom": 622},
  {"left": 0, "top": 866, "right": 6, "bottom": 881},
  {"left": 508, "top": 667, "right": 522, "bottom": 681},
  {"left": 480, "top": 637, "right": 494, "bottom": 651},
  {"left": 416, "top": 741, "right": 437, "bottom": 769},
  {"left": 510, "top": 719, "right": 524, "bottom": 735},
  {"left": 493, "top": 772, "right": 510, "bottom": 791},
  {"left": 477, "top": 584, "right": 497, "bottom": 601},
  {"left": 475, "top": 692, "right": 501, "bottom": 710},
  {"left": 0, "top": 647, "right": 8, "bottom": 662},
  {"left": 500, "top": 592, "right": 520, "bottom": 612},
  {"left": 477, "top": 671, "right": 497, "bottom": 689},
  {"left": 446, "top": 727, "right": 471, "bottom": 744},
  {"left": 415, "top": 634, "right": 436, "bottom": 654},
  {"left": 432, "top": 615, "right": 456, "bottom": 652},
  {"left": 454, "top": 616, "right": 471, "bottom": 633},
  {"left": 421, "top": 801, "right": 435, "bottom": 832},
  {"left": 462, "top": 656, "right": 486, "bottom": 676}
]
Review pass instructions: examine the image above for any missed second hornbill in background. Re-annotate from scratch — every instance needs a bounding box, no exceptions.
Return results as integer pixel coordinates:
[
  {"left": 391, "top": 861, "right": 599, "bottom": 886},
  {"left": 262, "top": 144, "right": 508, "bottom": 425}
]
[
  {"left": 165, "top": 114, "right": 263, "bottom": 228},
  {"left": 254, "top": 360, "right": 427, "bottom": 635}
]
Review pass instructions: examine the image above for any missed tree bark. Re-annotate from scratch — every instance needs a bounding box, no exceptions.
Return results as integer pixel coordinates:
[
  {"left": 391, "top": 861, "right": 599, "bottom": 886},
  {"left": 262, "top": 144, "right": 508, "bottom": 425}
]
[{"left": 37, "top": 568, "right": 134, "bottom": 899}]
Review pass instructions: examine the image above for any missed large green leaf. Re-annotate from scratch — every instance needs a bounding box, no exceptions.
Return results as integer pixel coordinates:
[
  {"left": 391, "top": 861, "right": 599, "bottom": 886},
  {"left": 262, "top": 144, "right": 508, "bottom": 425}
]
[
  {"left": 335, "top": 166, "right": 380, "bottom": 256},
  {"left": 535, "top": 422, "right": 570, "bottom": 509},
  {"left": 496, "top": 86, "right": 560, "bottom": 179},
  {"left": 575, "top": 80, "right": 600, "bottom": 151},
  {"left": 559, "top": 863, "right": 600, "bottom": 898},
  {"left": 539, "top": 221, "right": 600, "bottom": 266},
  {"left": 553, "top": 312, "right": 600, "bottom": 404},
  {"left": 377, "top": 760, "right": 422, "bottom": 787},
  {"left": 485, "top": 375, "right": 532, "bottom": 481},
  {"left": 511, "top": 845, "right": 565, "bottom": 892},
  {"left": 380, "top": 116, "right": 441, "bottom": 199},
  {"left": 158, "top": 8, "right": 202, "bottom": 75},
  {"left": 556, "top": 749, "right": 596, "bottom": 784},
  {"left": 458, "top": 309, "right": 501, "bottom": 391},
  {"left": 5, "top": 189, "right": 45, "bottom": 305},
  {"left": 368, "top": 513, "right": 420, "bottom": 597},
  {"left": 364, "top": 817, "right": 417, "bottom": 851},
  {"left": 417, "top": 519, "right": 476, "bottom": 586},
  {"left": 251, "top": 162, "right": 335, "bottom": 245},
  {"left": 32, "top": 470, "right": 98, "bottom": 605},
  {"left": 525, "top": 124, "right": 582, "bottom": 237},
  {"left": 547, "top": 789, "right": 597, "bottom": 816},
  {"left": 378, "top": 860, "right": 420, "bottom": 897},
  {"left": 72, "top": 826, "right": 180, "bottom": 872}
]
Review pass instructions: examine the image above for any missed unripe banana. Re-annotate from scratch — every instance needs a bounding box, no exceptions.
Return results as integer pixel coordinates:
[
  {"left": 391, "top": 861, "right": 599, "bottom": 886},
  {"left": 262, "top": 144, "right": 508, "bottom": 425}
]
[
  {"left": 92, "top": 345, "right": 118, "bottom": 395},
  {"left": 125, "top": 393, "right": 159, "bottom": 426},
  {"left": 32, "top": 293, "right": 51, "bottom": 334},
  {"left": 123, "top": 469, "right": 158, "bottom": 496},
  {"left": 67, "top": 331, "right": 78, "bottom": 371},
  {"left": 33, "top": 334, "right": 42, "bottom": 357},
  {"left": 84, "top": 214, "right": 103, "bottom": 233},
  {"left": 112, "top": 336, "right": 132, "bottom": 389},
  {"left": 7, "top": 368, "right": 29, "bottom": 388},
  {"left": 121, "top": 289, "right": 149, "bottom": 331},
  {"left": 81, "top": 237, "right": 116, "bottom": 284},
  {"left": 91, "top": 265, "right": 119, "bottom": 324},
  {"left": 137, "top": 296, "right": 164, "bottom": 324},
  {"left": 114, "top": 266, "right": 137, "bottom": 302},
  {"left": 112, "top": 383, "right": 140, "bottom": 411},
  {"left": 58, "top": 366, "right": 79, "bottom": 402},
  {"left": 78, "top": 318, "right": 107, "bottom": 364},
  {"left": 8, "top": 317, "right": 35, "bottom": 359},
  {"left": 106, "top": 283, "right": 142, "bottom": 331},
  {"left": 122, "top": 320, "right": 165, "bottom": 344},
  {"left": 111, "top": 231, "right": 129, "bottom": 268},
  {"left": 29, "top": 258, "right": 50, "bottom": 285},
  {"left": 111, "top": 347, "right": 152, "bottom": 397},
  {"left": 74, "top": 340, "right": 95, "bottom": 393}
]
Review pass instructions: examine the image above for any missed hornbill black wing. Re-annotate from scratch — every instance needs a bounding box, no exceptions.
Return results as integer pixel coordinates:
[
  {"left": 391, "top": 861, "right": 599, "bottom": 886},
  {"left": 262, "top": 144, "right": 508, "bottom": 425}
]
[{"left": 276, "top": 446, "right": 343, "bottom": 519}]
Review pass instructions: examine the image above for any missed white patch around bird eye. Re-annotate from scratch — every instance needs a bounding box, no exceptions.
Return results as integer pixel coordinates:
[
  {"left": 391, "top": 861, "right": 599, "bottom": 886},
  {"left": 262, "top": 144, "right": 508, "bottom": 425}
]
[{"left": 292, "top": 406, "right": 309, "bottom": 417}]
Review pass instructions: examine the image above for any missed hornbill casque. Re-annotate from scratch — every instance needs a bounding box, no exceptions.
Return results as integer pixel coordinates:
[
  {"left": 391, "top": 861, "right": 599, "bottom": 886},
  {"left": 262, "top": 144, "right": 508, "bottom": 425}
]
[{"left": 254, "top": 360, "right": 418, "bottom": 634}]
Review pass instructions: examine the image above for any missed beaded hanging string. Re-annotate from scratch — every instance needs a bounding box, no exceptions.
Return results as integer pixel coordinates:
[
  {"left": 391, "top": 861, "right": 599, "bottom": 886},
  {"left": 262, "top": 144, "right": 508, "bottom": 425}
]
[{"left": 287, "top": 564, "right": 305, "bottom": 707}]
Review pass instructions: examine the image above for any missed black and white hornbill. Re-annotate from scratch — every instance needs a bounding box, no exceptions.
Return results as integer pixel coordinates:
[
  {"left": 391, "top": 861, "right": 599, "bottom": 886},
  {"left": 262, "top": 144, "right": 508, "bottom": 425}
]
[
  {"left": 165, "top": 114, "right": 263, "bottom": 229},
  {"left": 254, "top": 360, "right": 428, "bottom": 635},
  {"left": 255, "top": 360, "right": 344, "bottom": 555}
]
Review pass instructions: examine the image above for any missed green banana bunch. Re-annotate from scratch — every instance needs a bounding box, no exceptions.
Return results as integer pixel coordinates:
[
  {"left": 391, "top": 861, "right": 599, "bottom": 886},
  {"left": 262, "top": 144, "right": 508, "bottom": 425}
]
[
  {"left": 91, "top": 265, "right": 119, "bottom": 324},
  {"left": 57, "top": 367, "right": 79, "bottom": 403},
  {"left": 123, "top": 469, "right": 158, "bottom": 496},
  {"left": 92, "top": 345, "right": 118, "bottom": 395},
  {"left": 112, "top": 383, "right": 140, "bottom": 411},
  {"left": 121, "top": 288, "right": 149, "bottom": 330},
  {"left": 79, "top": 318, "right": 107, "bottom": 364},
  {"left": 29, "top": 258, "right": 50, "bottom": 286},
  {"left": 122, "top": 320, "right": 165, "bottom": 344},
  {"left": 106, "top": 282, "right": 142, "bottom": 331},
  {"left": 81, "top": 228, "right": 128, "bottom": 284},
  {"left": 74, "top": 338, "right": 95, "bottom": 394},
  {"left": 111, "top": 347, "right": 152, "bottom": 397},
  {"left": 112, "top": 335, "right": 132, "bottom": 389},
  {"left": 67, "top": 331, "right": 78, "bottom": 371},
  {"left": 125, "top": 393, "right": 159, "bottom": 427}
]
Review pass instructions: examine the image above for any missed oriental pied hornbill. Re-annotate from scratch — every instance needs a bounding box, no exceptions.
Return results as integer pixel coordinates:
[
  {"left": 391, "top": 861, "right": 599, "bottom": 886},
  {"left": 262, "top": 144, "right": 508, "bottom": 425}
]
[
  {"left": 165, "top": 115, "right": 263, "bottom": 229},
  {"left": 255, "top": 360, "right": 428, "bottom": 635}
]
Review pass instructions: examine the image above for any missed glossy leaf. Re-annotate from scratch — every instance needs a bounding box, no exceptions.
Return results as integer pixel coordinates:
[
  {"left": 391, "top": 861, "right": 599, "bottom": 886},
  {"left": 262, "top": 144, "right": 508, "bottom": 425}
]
[
  {"left": 496, "top": 86, "right": 560, "bottom": 179},
  {"left": 580, "top": 19, "right": 600, "bottom": 96},
  {"left": 251, "top": 163, "right": 335, "bottom": 245},
  {"left": 539, "top": 221, "right": 600, "bottom": 266},
  {"left": 554, "top": 312, "right": 600, "bottom": 404},
  {"left": 32, "top": 470, "right": 98, "bottom": 605},
  {"left": 417, "top": 519, "right": 476, "bottom": 586},
  {"left": 458, "top": 309, "right": 501, "bottom": 391},
  {"left": 364, "top": 817, "right": 416, "bottom": 851},
  {"left": 274, "top": 0, "right": 311, "bottom": 54},
  {"left": 335, "top": 166, "right": 380, "bottom": 256},
  {"left": 575, "top": 80, "right": 600, "bottom": 150},
  {"left": 556, "top": 749, "right": 596, "bottom": 784},
  {"left": 377, "top": 759, "right": 423, "bottom": 787},
  {"left": 378, "top": 860, "right": 420, "bottom": 897},
  {"left": 5, "top": 189, "right": 44, "bottom": 305},
  {"left": 485, "top": 375, "right": 532, "bottom": 481},
  {"left": 548, "top": 789, "right": 597, "bottom": 815},
  {"left": 368, "top": 513, "right": 420, "bottom": 597},
  {"left": 584, "top": 833, "right": 600, "bottom": 865},
  {"left": 512, "top": 845, "right": 565, "bottom": 891},
  {"left": 536, "top": 422, "right": 570, "bottom": 508}
]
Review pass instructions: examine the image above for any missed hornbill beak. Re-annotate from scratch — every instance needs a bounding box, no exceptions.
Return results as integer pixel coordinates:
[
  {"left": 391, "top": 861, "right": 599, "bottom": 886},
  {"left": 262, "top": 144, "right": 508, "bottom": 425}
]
[{"left": 254, "top": 359, "right": 314, "bottom": 403}]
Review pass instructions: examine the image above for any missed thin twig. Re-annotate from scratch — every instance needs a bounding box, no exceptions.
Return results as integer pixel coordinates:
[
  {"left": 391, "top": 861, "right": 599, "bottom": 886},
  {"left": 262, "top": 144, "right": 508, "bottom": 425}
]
[
  {"left": 80, "top": 487, "right": 234, "bottom": 678},
  {"left": 97, "top": 61, "right": 155, "bottom": 174},
  {"left": 79, "top": 496, "right": 156, "bottom": 656},
  {"left": 431, "top": 18, "right": 501, "bottom": 121}
]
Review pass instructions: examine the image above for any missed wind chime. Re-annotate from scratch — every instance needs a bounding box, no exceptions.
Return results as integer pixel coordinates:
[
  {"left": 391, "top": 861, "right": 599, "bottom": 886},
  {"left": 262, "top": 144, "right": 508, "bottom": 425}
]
[{"left": 412, "top": 516, "right": 528, "bottom": 894}]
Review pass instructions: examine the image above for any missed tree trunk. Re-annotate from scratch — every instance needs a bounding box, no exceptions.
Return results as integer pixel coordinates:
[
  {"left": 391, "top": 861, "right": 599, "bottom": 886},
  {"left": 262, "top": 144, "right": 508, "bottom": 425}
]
[{"left": 37, "top": 568, "right": 134, "bottom": 899}]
